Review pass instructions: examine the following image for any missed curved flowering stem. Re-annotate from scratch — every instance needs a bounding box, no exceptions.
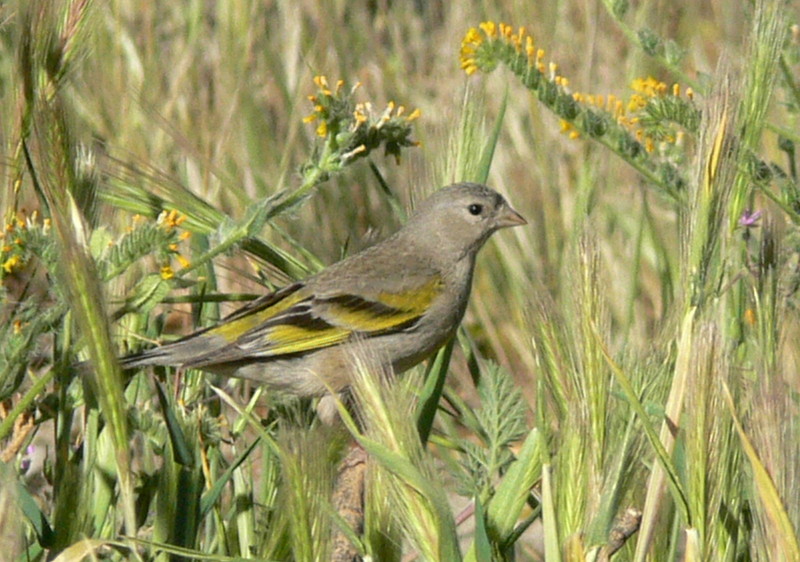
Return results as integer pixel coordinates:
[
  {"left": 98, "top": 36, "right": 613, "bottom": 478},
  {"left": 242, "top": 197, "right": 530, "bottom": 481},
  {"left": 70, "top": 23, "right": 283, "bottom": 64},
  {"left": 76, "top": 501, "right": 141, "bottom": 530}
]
[
  {"left": 599, "top": 0, "right": 700, "bottom": 94},
  {"left": 460, "top": 22, "right": 699, "bottom": 205},
  {"left": 244, "top": 75, "right": 422, "bottom": 221},
  {"left": 175, "top": 77, "right": 422, "bottom": 279}
]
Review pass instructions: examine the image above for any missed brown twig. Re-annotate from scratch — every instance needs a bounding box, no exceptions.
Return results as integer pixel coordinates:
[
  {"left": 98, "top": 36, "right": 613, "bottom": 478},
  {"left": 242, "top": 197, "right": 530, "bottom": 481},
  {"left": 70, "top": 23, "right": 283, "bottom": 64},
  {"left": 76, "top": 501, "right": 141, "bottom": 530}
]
[
  {"left": 331, "top": 443, "right": 368, "bottom": 562},
  {"left": 598, "top": 507, "right": 643, "bottom": 561}
]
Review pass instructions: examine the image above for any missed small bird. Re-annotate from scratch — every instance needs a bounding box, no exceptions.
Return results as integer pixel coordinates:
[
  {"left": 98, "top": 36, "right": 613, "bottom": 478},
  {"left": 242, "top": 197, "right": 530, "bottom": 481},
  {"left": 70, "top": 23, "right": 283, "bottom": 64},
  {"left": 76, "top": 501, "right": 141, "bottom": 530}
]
[{"left": 120, "top": 182, "right": 526, "bottom": 398}]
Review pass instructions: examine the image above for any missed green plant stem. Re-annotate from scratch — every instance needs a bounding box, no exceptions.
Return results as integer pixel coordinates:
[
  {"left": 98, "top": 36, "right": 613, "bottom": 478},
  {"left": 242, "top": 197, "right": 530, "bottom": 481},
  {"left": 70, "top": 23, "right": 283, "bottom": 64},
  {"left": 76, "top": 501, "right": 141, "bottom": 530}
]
[
  {"left": 0, "top": 368, "right": 55, "bottom": 442},
  {"left": 600, "top": 1, "right": 701, "bottom": 92},
  {"left": 177, "top": 141, "right": 336, "bottom": 277}
]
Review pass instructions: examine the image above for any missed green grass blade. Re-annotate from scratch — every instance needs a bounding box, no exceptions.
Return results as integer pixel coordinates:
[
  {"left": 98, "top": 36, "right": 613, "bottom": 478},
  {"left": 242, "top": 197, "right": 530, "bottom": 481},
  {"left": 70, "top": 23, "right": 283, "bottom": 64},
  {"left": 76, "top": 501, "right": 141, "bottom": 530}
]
[
  {"left": 416, "top": 338, "right": 455, "bottom": 445},
  {"left": 12, "top": 469, "right": 55, "bottom": 547},
  {"left": 722, "top": 381, "right": 800, "bottom": 560},
  {"left": 594, "top": 311, "right": 692, "bottom": 529},
  {"left": 154, "top": 380, "right": 194, "bottom": 467},
  {"left": 486, "top": 428, "right": 543, "bottom": 541},
  {"left": 541, "top": 463, "right": 561, "bottom": 562},
  {"left": 472, "top": 498, "right": 493, "bottom": 562},
  {"left": 199, "top": 438, "right": 260, "bottom": 519},
  {"left": 632, "top": 307, "right": 695, "bottom": 560},
  {"left": 474, "top": 87, "right": 508, "bottom": 184}
]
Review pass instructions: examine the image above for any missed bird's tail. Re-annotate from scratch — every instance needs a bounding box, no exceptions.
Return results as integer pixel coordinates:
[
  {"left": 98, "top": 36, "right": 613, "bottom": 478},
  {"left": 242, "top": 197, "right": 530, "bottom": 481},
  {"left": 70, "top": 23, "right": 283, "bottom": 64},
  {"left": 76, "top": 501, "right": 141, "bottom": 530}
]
[
  {"left": 118, "top": 346, "right": 179, "bottom": 369},
  {"left": 73, "top": 346, "right": 175, "bottom": 375},
  {"left": 118, "top": 331, "right": 225, "bottom": 369}
]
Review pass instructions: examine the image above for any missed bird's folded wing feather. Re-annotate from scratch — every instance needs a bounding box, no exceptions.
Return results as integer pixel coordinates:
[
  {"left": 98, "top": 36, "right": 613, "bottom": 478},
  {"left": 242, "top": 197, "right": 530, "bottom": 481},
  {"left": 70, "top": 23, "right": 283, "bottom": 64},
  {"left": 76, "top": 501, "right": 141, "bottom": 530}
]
[{"left": 186, "top": 275, "right": 443, "bottom": 366}]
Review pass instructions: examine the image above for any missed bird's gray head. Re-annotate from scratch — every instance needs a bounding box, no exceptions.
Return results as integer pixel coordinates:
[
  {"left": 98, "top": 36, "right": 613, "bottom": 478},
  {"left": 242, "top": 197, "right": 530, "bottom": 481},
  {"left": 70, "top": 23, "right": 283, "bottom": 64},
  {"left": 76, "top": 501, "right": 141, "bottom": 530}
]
[{"left": 406, "top": 182, "right": 527, "bottom": 260}]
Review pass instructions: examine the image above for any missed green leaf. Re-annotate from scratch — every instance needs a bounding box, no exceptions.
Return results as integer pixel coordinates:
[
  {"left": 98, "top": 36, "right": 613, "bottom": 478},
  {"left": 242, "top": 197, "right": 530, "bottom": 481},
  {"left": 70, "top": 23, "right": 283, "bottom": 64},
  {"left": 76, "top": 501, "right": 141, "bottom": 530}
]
[
  {"left": 486, "top": 428, "right": 543, "bottom": 542},
  {"left": 88, "top": 227, "right": 113, "bottom": 260},
  {"left": 475, "top": 88, "right": 507, "bottom": 184},
  {"left": 473, "top": 499, "right": 493, "bottom": 562},
  {"left": 155, "top": 380, "right": 194, "bottom": 467},
  {"left": 129, "top": 273, "right": 173, "bottom": 314},
  {"left": 12, "top": 468, "right": 55, "bottom": 547},
  {"left": 416, "top": 339, "right": 455, "bottom": 445},
  {"left": 541, "top": 464, "right": 561, "bottom": 562},
  {"left": 199, "top": 439, "right": 260, "bottom": 519}
]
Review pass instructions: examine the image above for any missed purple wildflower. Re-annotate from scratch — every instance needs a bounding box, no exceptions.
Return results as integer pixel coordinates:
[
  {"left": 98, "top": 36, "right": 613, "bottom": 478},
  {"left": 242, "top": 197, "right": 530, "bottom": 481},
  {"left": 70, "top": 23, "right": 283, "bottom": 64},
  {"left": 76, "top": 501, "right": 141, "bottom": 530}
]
[{"left": 739, "top": 209, "right": 762, "bottom": 228}]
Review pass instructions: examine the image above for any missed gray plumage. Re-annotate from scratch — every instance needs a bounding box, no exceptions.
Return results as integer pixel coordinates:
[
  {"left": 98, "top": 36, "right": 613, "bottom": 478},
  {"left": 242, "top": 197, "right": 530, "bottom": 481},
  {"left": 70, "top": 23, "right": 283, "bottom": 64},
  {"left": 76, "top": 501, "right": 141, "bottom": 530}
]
[{"left": 120, "top": 182, "right": 526, "bottom": 397}]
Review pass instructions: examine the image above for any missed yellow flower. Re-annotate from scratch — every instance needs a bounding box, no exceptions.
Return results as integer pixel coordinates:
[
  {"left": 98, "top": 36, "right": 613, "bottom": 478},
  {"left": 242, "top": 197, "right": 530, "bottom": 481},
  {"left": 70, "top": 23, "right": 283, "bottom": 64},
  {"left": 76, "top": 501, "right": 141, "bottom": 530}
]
[
  {"left": 313, "top": 75, "right": 331, "bottom": 96},
  {"left": 160, "top": 209, "right": 186, "bottom": 230},
  {"left": 512, "top": 26, "right": 526, "bottom": 50},
  {"left": 559, "top": 119, "right": 581, "bottom": 140},
  {"left": 461, "top": 60, "right": 479, "bottom": 75},
  {"left": 525, "top": 35, "right": 536, "bottom": 59},
  {"left": 405, "top": 108, "right": 422, "bottom": 122},
  {"left": 627, "top": 94, "right": 647, "bottom": 112},
  {"left": 631, "top": 76, "right": 667, "bottom": 98},
  {"left": 353, "top": 105, "right": 368, "bottom": 124},
  {"left": 160, "top": 265, "right": 175, "bottom": 280},
  {"left": 459, "top": 27, "right": 484, "bottom": 75},
  {"left": 479, "top": 21, "right": 497, "bottom": 38},
  {"left": 3, "top": 255, "right": 21, "bottom": 273},
  {"left": 463, "top": 27, "right": 482, "bottom": 45}
]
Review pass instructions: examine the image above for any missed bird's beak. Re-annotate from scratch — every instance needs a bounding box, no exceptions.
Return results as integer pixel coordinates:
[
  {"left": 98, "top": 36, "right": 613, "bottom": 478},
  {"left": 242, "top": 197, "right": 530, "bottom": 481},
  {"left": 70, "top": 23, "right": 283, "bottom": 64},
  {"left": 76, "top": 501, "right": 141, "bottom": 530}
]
[{"left": 496, "top": 204, "right": 527, "bottom": 229}]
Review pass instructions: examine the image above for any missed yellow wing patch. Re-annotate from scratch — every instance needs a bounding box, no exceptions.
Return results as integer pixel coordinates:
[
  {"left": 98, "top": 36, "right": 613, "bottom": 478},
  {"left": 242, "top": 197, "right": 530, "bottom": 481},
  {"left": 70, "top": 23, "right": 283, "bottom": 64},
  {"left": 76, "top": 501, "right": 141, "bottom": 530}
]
[
  {"left": 257, "top": 324, "right": 351, "bottom": 356},
  {"left": 376, "top": 276, "right": 444, "bottom": 313},
  {"left": 202, "top": 276, "right": 443, "bottom": 361},
  {"left": 209, "top": 285, "right": 308, "bottom": 343}
]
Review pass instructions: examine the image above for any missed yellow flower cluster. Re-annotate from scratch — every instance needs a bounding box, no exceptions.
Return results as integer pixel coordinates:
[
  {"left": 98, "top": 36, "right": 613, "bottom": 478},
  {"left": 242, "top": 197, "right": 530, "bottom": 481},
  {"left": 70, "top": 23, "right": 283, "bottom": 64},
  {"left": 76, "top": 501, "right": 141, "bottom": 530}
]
[
  {"left": 460, "top": 22, "right": 549, "bottom": 77},
  {"left": 158, "top": 208, "right": 187, "bottom": 231},
  {"left": 303, "top": 76, "right": 421, "bottom": 141},
  {"left": 1, "top": 210, "right": 49, "bottom": 274},
  {"left": 156, "top": 209, "right": 191, "bottom": 279},
  {"left": 459, "top": 21, "right": 697, "bottom": 158},
  {"left": 460, "top": 24, "right": 490, "bottom": 75},
  {"left": 625, "top": 77, "right": 692, "bottom": 113},
  {"left": 302, "top": 75, "right": 420, "bottom": 165},
  {"left": 303, "top": 75, "right": 348, "bottom": 138},
  {"left": 569, "top": 76, "right": 693, "bottom": 151}
]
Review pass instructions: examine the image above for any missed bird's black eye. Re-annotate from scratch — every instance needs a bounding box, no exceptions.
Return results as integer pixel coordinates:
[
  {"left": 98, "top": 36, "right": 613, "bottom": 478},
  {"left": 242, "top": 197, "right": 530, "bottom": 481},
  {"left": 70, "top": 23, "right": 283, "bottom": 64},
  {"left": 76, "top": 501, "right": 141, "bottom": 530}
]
[{"left": 468, "top": 203, "right": 483, "bottom": 216}]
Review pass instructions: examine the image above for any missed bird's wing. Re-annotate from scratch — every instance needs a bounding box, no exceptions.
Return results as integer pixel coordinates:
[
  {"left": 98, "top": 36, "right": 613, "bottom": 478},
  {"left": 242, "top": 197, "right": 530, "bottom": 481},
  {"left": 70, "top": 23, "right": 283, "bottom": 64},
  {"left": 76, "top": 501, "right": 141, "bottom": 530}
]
[{"left": 186, "top": 275, "right": 443, "bottom": 366}]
